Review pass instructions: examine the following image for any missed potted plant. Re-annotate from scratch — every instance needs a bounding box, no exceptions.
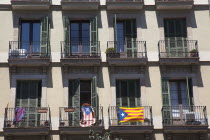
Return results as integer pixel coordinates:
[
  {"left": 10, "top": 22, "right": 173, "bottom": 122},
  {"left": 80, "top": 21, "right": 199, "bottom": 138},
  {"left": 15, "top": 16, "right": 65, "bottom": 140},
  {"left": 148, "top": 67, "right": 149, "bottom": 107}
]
[
  {"left": 106, "top": 48, "right": 119, "bottom": 58},
  {"left": 190, "top": 49, "right": 198, "bottom": 57}
]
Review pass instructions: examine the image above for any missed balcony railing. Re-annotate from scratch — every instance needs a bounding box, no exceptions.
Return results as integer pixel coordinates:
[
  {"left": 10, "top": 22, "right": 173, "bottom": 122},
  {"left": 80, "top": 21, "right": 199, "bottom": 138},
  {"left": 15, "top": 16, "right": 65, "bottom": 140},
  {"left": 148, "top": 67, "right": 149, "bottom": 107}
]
[
  {"left": 61, "top": 41, "right": 101, "bottom": 59},
  {"left": 107, "top": 41, "right": 147, "bottom": 59},
  {"left": 108, "top": 106, "right": 153, "bottom": 126},
  {"left": 162, "top": 106, "right": 208, "bottom": 126},
  {"left": 4, "top": 107, "right": 51, "bottom": 128},
  {"left": 59, "top": 106, "right": 103, "bottom": 127},
  {"left": 107, "top": 0, "right": 143, "bottom": 2},
  {"left": 158, "top": 40, "right": 198, "bottom": 58},
  {"left": 9, "top": 41, "right": 50, "bottom": 59}
]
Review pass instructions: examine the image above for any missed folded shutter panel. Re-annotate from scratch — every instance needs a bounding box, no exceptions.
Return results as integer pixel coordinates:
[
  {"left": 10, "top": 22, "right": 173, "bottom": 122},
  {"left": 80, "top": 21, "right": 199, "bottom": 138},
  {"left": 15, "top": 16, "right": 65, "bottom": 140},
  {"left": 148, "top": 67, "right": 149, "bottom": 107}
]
[
  {"left": 90, "top": 16, "right": 98, "bottom": 55},
  {"left": 40, "top": 17, "right": 49, "bottom": 57},
  {"left": 63, "top": 16, "right": 70, "bottom": 56}
]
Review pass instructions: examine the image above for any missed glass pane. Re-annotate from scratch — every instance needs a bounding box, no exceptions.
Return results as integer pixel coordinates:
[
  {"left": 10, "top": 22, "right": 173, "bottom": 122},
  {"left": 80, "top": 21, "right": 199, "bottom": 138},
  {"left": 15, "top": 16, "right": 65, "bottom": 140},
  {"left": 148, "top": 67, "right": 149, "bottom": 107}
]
[
  {"left": 180, "top": 81, "right": 188, "bottom": 106},
  {"left": 169, "top": 81, "right": 179, "bottom": 106},
  {"left": 21, "top": 23, "right": 30, "bottom": 51},
  {"left": 32, "top": 23, "right": 41, "bottom": 53},
  {"left": 117, "top": 22, "right": 124, "bottom": 52}
]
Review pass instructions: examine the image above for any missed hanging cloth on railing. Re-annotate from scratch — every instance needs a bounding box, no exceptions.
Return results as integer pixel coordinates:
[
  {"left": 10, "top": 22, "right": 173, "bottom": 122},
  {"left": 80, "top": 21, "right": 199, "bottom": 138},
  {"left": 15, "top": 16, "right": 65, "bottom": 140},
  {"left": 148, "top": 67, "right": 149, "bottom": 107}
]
[
  {"left": 80, "top": 104, "right": 96, "bottom": 127},
  {"left": 13, "top": 107, "right": 26, "bottom": 123},
  {"left": 119, "top": 107, "right": 144, "bottom": 123}
]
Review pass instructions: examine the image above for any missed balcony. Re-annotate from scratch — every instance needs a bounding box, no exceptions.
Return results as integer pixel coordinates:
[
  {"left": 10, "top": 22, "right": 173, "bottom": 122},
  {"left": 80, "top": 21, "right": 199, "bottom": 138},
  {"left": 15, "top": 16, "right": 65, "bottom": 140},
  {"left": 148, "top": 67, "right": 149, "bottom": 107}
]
[
  {"left": 106, "top": 41, "right": 147, "bottom": 66},
  {"left": 11, "top": 0, "right": 51, "bottom": 10},
  {"left": 8, "top": 41, "right": 51, "bottom": 67},
  {"left": 108, "top": 106, "right": 153, "bottom": 133},
  {"left": 162, "top": 106, "right": 208, "bottom": 133},
  {"left": 61, "top": 0, "right": 100, "bottom": 10},
  {"left": 60, "top": 41, "right": 101, "bottom": 66},
  {"left": 106, "top": 0, "right": 144, "bottom": 10},
  {"left": 59, "top": 106, "right": 104, "bottom": 134},
  {"left": 155, "top": 0, "right": 194, "bottom": 10},
  {"left": 158, "top": 40, "right": 199, "bottom": 65},
  {"left": 106, "top": 0, "right": 144, "bottom": 11},
  {"left": 4, "top": 107, "right": 51, "bottom": 136}
]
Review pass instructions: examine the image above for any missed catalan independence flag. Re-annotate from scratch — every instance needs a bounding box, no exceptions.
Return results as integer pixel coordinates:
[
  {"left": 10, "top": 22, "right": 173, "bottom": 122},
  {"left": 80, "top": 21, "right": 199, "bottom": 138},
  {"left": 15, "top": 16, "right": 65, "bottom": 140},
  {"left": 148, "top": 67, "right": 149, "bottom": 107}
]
[{"left": 119, "top": 107, "right": 144, "bottom": 122}]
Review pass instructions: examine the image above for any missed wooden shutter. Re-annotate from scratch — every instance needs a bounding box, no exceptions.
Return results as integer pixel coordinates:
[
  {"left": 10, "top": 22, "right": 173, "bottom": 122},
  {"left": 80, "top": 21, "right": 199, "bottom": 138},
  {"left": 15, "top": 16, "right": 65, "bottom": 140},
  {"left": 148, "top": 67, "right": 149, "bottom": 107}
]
[
  {"left": 90, "top": 16, "right": 98, "bottom": 55},
  {"left": 114, "top": 15, "right": 117, "bottom": 42},
  {"left": 164, "top": 19, "right": 187, "bottom": 57},
  {"left": 161, "top": 78, "right": 171, "bottom": 124},
  {"left": 70, "top": 79, "right": 80, "bottom": 126},
  {"left": 63, "top": 16, "right": 70, "bottom": 56},
  {"left": 40, "top": 17, "right": 49, "bottom": 57},
  {"left": 186, "top": 77, "right": 194, "bottom": 106},
  {"left": 116, "top": 80, "right": 121, "bottom": 107},
  {"left": 16, "top": 81, "right": 41, "bottom": 127},
  {"left": 161, "top": 78, "right": 170, "bottom": 106},
  {"left": 18, "top": 18, "right": 22, "bottom": 49},
  {"left": 91, "top": 76, "right": 98, "bottom": 109},
  {"left": 125, "top": 19, "right": 137, "bottom": 57}
]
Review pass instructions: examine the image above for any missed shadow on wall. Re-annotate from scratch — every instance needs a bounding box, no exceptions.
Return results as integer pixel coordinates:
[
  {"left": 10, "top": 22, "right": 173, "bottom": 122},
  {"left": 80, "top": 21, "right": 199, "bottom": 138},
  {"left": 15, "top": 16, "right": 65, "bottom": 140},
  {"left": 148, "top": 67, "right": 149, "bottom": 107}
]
[
  {"left": 106, "top": 10, "right": 147, "bottom": 29},
  {"left": 12, "top": 11, "right": 53, "bottom": 29},
  {"left": 155, "top": 10, "right": 197, "bottom": 29}
]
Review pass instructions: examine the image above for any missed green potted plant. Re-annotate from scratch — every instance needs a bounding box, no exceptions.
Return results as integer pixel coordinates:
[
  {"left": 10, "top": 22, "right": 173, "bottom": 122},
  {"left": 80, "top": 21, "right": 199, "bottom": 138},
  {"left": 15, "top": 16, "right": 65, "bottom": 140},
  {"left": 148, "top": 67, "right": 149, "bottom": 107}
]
[
  {"left": 106, "top": 48, "right": 119, "bottom": 58},
  {"left": 190, "top": 49, "right": 198, "bottom": 57}
]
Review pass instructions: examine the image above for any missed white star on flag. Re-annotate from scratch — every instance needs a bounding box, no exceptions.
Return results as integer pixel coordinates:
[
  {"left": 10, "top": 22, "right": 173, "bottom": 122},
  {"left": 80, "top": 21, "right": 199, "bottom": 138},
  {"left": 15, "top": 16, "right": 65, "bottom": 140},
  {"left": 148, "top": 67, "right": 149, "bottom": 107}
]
[{"left": 121, "top": 113, "right": 125, "bottom": 117}]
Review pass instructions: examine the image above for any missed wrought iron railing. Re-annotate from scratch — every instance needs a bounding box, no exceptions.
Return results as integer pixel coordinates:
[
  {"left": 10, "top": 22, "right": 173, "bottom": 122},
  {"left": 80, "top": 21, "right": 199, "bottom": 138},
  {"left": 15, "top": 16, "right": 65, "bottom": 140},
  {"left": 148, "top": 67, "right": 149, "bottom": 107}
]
[
  {"left": 4, "top": 107, "right": 51, "bottom": 128},
  {"left": 108, "top": 106, "right": 153, "bottom": 126},
  {"left": 162, "top": 106, "right": 208, "bottom": 126},
  {"left": 158, "top": 40, "right": 199, "bottom": 58},
  {"left": 61, "top": 41, "right": 101, "bottom": 58},
  {"left": 9, "top": 41, "right": 51, "bottom": 59},
  {"left": 107, "top": 0, "right": 143, "bottom": 2},
  {"left": 107, "top": 41, "right": 147, "bottom": 59},
  {"left": 59, "top": 106, "right": 103, "bottom": 127}
]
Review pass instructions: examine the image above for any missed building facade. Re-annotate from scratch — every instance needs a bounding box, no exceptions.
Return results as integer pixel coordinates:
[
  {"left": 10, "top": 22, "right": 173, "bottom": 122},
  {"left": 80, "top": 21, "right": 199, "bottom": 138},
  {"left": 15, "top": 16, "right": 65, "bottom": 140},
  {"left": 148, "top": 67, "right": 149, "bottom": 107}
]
[{"left": 0, "top": 0, "right": 210, "bottom": 140}]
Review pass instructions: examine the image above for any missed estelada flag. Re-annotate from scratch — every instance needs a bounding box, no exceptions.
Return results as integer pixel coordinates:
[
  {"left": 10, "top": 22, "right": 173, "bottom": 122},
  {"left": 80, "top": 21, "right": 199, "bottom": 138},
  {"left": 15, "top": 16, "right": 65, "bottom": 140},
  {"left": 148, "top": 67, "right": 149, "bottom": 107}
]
[{"left": 119, "top": 107, "right": 144, "bottom": 122}]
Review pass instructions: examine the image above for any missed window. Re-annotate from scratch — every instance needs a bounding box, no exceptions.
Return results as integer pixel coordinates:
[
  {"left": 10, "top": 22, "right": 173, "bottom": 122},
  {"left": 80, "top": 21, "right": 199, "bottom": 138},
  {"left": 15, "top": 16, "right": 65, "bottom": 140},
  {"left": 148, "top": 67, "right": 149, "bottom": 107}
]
[
  {"left": 63, "top": 16, "right": 98, "bottom": 55},
  {"left": 18, "top": 17, "right": 50, "bottom": 56},
  {"left": 114, "top": 19, "right": 137, "bottom": 53},
  {"left": 68, "top": 77, "right": 98, "bottom": 126},
  {"left": 162, "top": 78, "right": 194, "bottom": 106},
  {"left": 70, "top": 21, "right": 90, "bottom": 53},
  {"left": 20, "top": 20, "right": 41, "bottom": 53},
  {"left": 164, "top": 18, "right": 187, "bottom": 57},
  {"left": 16, "top": 80, "right": 42, "bottom": 127},
  {"left": 116, "top": 80, "right": 140, "bottom": 107}
]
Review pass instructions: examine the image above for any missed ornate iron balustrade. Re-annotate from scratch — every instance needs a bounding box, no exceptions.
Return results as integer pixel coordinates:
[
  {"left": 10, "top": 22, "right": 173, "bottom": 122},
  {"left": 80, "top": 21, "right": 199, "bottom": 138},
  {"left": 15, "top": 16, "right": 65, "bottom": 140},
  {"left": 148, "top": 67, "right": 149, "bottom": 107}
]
[
  {"left": 107, "top": 41, "right": 147, "bottom": 59},
  {"left": 108, "top": 106, "right": 153, "bottom": 126},
  {"left": 61, "top": 41, "right": 101, "bottom": 59},
  {"left": 4, "top": 107, "right": 51, "bottom": 128},
  {"left": 59, "top": 106, "right": 103, "bottom": 127},
  {"left": 9, "top": 41, "right": 51, "bottom": 59},
  {"left": 158, "top": 40, "right": 198, "bottom": 58},
  {"left": 162, "top": 106, "right": 208, "bottom": 126}
]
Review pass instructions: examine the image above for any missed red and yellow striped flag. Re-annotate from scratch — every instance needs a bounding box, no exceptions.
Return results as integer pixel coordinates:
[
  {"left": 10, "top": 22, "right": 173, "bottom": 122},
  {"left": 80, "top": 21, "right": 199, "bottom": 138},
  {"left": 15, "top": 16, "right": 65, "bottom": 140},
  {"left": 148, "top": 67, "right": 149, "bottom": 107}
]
[{"left": 119, "top": 107, "right": 144, "bottom": 123}]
